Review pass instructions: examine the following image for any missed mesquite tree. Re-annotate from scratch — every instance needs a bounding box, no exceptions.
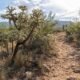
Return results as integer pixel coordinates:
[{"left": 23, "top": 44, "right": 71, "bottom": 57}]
[{"left": 1, "top": 5, "right": 55, "bottom": 65}]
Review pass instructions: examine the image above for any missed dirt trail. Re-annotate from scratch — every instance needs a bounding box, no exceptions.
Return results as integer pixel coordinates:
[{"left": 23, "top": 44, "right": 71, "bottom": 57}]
[{"left": 41, "top": 32, "right": 80, "bottom": 80}]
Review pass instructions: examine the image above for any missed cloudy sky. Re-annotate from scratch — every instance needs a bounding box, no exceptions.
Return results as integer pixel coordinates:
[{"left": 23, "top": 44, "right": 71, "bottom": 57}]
[{"left": 0, "top": 0, "right": 80, "bottom": 21}]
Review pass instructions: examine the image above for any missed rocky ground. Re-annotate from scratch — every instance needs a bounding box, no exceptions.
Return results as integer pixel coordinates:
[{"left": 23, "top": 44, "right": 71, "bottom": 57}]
[
  {"left": 0, "top": 32, "right": 80, "bottom": 80},
  {"left": 40, "top": 32, "right": 80, "bottom": 80}
]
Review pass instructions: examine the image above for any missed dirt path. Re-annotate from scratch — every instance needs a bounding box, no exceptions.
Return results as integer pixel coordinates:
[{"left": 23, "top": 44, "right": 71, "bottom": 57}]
[{"left": 41, "top": 32, "right": 80, "bottom": 80}]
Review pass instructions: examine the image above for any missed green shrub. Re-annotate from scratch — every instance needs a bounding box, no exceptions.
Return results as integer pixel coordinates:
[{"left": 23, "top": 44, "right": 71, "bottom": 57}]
[{"left": 66, "top": 22, "right": 80, "bottom": 44}]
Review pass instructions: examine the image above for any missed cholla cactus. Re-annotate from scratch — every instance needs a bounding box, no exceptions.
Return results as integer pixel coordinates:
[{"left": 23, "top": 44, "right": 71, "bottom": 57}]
[{"left": 1, "top": 5, "right": 55, "bottom": 65}]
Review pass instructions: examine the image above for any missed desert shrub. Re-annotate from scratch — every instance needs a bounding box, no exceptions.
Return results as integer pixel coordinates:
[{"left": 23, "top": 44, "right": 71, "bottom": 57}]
[
  {"left": 15, "top": 35, "right": 54, "bottom": 65},
  {"left": 13, "top": 36, "right": 56, "bottom": 79},
  {"left": 66, "top": 22, "right": 80, "bottom": 45}
]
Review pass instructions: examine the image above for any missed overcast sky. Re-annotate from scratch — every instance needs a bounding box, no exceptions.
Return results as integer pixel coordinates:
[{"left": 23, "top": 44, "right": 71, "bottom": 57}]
[{"left": 0, "top": 0, "right": 80, "bottom": 21}]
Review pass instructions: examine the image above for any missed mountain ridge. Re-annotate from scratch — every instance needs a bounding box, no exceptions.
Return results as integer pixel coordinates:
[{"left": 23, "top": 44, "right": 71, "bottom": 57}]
[{"left": 0, "top": 21, "right": 71, "bottom": 29}]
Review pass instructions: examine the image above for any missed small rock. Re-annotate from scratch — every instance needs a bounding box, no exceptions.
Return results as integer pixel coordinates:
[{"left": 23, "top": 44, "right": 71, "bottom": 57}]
[
  {"left": 25, "top": 71, "right": 33, "bottom": 79},
  {"left": 72, "top": 66, "right": 80, "bottom": 73},
  {"left": 42, "top": 64, "right": 50, "bottom": 72},
  {"left": 67, "top": 77, "right": 77, "bottom": 80},
  {"left": 20, "top": 67, "right": 26, "bottom": 73}
]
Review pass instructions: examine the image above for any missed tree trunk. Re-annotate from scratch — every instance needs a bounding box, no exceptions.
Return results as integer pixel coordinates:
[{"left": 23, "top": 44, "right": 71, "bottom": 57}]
[
  {"left": 10, "top": 26, "right": 36, "bottom": 65},
  {"left": 10, "top": 43, "right": 20, "bottom": 65},
  {"left": 0, "top": 46, "right": 2, "bottom": 52},
  {"left": 1, "top": 46, "right": 2, "bottom": 52},
  {"left": 6, "top": 43, "right": 9, "bottom": 54},
  {"left": 12, "top": 41, "right": 14, "bottom": 53}
]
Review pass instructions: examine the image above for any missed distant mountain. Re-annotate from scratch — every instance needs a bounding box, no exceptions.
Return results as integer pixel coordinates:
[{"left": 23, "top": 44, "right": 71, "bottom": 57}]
[
  {"left": 0, "top": 21, "right": 71, "bottom": 29},
  {"left": 55, "top": 21, "right": 71, "bottom": 27},
  {"left": 0, "top": 22, "right": 9, "bottom": 29}
]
